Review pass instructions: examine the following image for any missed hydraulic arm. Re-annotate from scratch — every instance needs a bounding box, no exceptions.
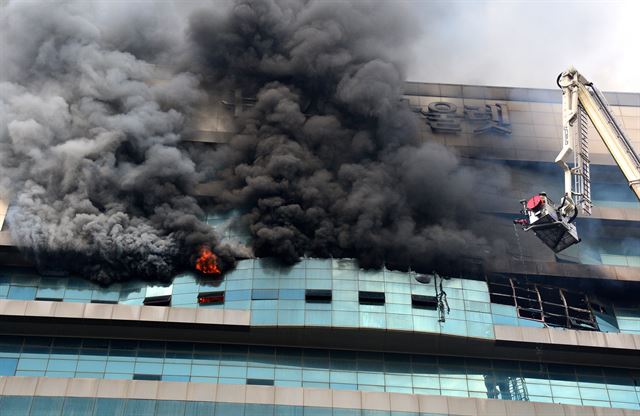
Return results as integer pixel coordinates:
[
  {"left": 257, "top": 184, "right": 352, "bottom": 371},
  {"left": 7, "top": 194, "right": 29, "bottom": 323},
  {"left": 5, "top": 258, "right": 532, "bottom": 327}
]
[{"left": 515, "top": 67, "right": 640, "bottom": 252}]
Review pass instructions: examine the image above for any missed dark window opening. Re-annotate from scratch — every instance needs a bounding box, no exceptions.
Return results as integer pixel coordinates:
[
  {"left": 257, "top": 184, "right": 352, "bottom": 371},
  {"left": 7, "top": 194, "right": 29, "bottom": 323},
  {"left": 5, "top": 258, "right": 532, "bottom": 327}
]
[
  {"left": 488, "top": 277, "right": 515, "bottom": 306},
  {"left": 246, "top": 378, "right": 274, "bottom": 386},
  {"left": 305, "top": 289, "right": 332, "bottom": 303},
  {"left": 198, "top": 291, "right": 225, "bottom": 305},
  {"left": 487, "top": 277, "right": 599, "bottom": 331},
  {"left": 35, "top": 297, "right": 63, "bottom": 302},
  {"left": 411, "top": 294, "right": 438, "bottom": 310},
  {"left": 359, "top": 291, "right": 385, "bottom": 306},
  {"left": 133, "top": 374, "right": 162, "bottom": 381},
  {"left": 143, "top": 295, "right": 171, "bottom": 307},
  {"left": 251, "top": 289, "right": 278, "bottom": 300},
  {"left": 90, "top": 300, "right": 118, "bottom": 304}
]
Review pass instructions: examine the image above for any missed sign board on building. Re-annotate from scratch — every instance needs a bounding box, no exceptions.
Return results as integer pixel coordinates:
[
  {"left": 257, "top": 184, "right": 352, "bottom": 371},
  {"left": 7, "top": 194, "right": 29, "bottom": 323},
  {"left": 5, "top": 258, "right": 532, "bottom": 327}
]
[{"left": 415, "top": 101, "right": 512, "bottom": 135}]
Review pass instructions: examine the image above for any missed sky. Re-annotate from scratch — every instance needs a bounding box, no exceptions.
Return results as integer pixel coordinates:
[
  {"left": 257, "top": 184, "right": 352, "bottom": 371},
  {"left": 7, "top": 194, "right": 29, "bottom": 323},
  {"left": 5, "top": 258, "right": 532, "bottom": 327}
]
[{"left": 405, "top": 0, "right": 640, "bottom": 93}]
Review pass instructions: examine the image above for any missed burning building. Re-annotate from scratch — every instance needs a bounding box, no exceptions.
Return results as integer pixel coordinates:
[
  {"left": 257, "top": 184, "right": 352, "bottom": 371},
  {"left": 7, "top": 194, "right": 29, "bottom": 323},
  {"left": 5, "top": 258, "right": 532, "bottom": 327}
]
[{"left": 1, "top": 1, "right": 640, "bottom": 415}]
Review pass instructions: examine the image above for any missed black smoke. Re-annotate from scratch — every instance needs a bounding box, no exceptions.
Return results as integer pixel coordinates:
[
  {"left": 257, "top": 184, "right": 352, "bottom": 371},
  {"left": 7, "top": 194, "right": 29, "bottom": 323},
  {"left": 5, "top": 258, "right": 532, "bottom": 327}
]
[
  {"left": 189, "top": 0, "right": 508, "bottom": 273},
  {"left": 1, "top": 0, "right": 508, "bottom": 283},
  {"left": 0, "top": 1, "right": 237, "bottom": 283}
]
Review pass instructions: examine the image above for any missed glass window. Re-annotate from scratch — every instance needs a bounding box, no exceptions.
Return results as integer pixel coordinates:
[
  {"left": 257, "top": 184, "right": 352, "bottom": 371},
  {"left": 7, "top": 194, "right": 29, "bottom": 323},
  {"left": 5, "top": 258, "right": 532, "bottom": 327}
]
[
  {"left": 47, "top": 359, "right": 78, "bottom": 372},
  {"left": 359, "top": 312, "right": 385, "bottom": 329},
  {"left": 305, "top": 311, "right": 331, "bottom": 326},
  {"left": 93, "top": 398, "right": 125, "bottom": 416},
  {"left": 62, "top": 397, "right": 95, "bottom": 416},
  {"left": 215, "top": 403, "right": 244, "bottom": 416},
  {"left": 156, "top": 400, "right": 186, "bottom": 416},
  {"left": 225, "top": 290, "right": 251, "bottom": 301},
  {"left": 134, "top": 362, "right": 162, "bottom": 374},
  {"left": 245, "top": 404, "right": 274, "bottom": 416},
  {"left": 36, "top": 279, "right": 66, "bottom": 300},
  {"left": 31, "top": 397, "right": 65, "bottom": 416},
  {"left": 7, "top": 285, "right": 37, "bottom": 300},
  {"left": 124, "top": 399, "right": 156, "bottom": 416},
  {"left": 185, "top": 401, "right": 216, "bottom": 416},
  {"left": 251, "top": 310, "right": 278, "bottom": 325},
  {"left": 279, "top": 289, "right": 305, "bottom": 300},
  {"left": 77, "top": 360, "right": 106, "bottom": 373},
  {"left": 0, "top": 396, "right": 32, "bottom": 415},
  {"left": 252, "top": 289, "right": 279, "bottom": 300},
  {"left": 0, "top": 357, "right": 18, "bottom": 375},
  {"left": 305, "top": 269, "right": 330, "bottom": 279},
  {"left": 17, "top": 358, "right": 48, "bottom": 371}
]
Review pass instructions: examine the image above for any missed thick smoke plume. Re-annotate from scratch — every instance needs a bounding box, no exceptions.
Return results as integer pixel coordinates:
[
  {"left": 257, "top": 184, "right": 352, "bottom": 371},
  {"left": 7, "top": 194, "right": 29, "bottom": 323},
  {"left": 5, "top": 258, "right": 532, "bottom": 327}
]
[
  {"left": 0, "top": 1, "right": 235, "bottom": 283},
  {"left": 191, "top": 0, "right": 507, "bottom": 273},
  {"left": 1, "top": 0, "right": 507, "bottom": 282}
]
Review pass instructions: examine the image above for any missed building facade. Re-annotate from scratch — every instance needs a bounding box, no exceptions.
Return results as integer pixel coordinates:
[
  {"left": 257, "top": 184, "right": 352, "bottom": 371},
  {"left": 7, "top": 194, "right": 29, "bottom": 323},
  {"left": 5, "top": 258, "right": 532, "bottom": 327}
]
[{"left": 1, "top": 82, "right": 639, "bottom": 416}]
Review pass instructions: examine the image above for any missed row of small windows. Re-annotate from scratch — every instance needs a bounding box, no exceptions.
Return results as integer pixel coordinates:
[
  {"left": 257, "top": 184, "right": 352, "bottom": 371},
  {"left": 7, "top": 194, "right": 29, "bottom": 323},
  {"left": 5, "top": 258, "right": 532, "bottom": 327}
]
[
  {"left": 30, "top": 289, "right": 440, "bottom": 312},
  {"left": 132, "top": 374, "right": 273, "bottom": 386},
  {"left": 137, "top": 290, "right": 438, "bottom": 311}
]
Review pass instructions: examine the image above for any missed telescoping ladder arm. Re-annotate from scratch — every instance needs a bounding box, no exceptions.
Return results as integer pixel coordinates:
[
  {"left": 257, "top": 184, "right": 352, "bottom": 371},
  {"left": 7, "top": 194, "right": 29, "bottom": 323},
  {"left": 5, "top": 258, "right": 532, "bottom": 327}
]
[{"left": 556, "top": 67, "right": 640, "bottom": 215}]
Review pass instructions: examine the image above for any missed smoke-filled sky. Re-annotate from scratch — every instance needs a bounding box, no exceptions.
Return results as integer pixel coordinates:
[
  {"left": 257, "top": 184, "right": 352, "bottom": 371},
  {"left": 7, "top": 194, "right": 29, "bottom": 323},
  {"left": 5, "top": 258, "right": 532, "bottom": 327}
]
[{"left": 406, "top": 0, "right": 640, "bottom": 92}]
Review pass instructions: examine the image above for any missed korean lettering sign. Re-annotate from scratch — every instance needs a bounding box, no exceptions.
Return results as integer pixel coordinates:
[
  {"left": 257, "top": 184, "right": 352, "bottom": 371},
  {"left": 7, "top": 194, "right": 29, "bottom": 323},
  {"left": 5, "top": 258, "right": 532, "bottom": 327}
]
[{"left": 419, "top": 102, "right": 512, "bottom": 135}]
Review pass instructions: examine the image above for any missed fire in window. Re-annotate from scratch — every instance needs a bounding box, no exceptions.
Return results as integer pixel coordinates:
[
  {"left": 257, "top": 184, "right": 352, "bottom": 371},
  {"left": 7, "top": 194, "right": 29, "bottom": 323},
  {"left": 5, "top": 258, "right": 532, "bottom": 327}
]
[{"left": 198, "top": 291, "right": 225, "bottom": 305}]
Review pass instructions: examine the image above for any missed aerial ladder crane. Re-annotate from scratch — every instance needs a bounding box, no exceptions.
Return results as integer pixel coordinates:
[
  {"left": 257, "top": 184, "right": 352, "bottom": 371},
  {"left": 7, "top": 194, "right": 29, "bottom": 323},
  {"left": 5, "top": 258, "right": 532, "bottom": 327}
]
[{"left": 515, "top": 67, "right": 640, "bottom": 252}]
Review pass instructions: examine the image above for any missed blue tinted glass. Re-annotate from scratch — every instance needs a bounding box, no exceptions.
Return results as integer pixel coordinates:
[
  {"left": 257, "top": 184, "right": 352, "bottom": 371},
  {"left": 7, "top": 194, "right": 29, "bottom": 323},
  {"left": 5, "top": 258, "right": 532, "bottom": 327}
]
[
  {"left": 7, "top": 285, "right": 36, "bottom": 300},
  {"left": 274, "top": 405, "right": 304, "bottom": 416},
  {"left": 94, "top": 398, "right": 125, "bottom": 416},
  {"left": 17, "top": 358, "right": 48, "bottom": 371},
  {"left": 303, "top": 407, "right": 333, "bottom": 416},
  {"left": 185, "top": 402, "right": 216, "bottom": 416},
  {"left": 333, "top": 409, "right": 361, "bottom": 416},
  {"left": 123, "top": 399, "right": 156, "bottom": 416},
  {"left": 225, "top": 290, "right": 251, "bottom": 301},
  {"left": 0, "top": 357, "right": 18, "bottom": 375},
  {"left": 36, "top": 282, "right": 66, "bottom": 299},
  {"left": 252, "top": 289, "right": 278, "bottom": 300},
  {"left": 156, "top": 400, "right": 186, "bottom": 416},
  {"left": 0, "top": 396, "right": 32, "bottom": 415},
  {"left": 279, "top": 289, "right": 305, "bottom": 300},
  {"left": 106, "top": 361, "right": 134, "bottom": 373},
  {"left": 215, "top": 403, "right": 244, "bottom": 416},
  {"left": 245, "top": 404, "right": 275, "bottom": 416},
  {"left": 62, "top": 397, "right": 95, "bottom": 416},
  {"left": 48, "top": 359, "right": 78, "bottom": 372},
  {"left": 31, "top": 396, "right": 64, "bottom": 416}
]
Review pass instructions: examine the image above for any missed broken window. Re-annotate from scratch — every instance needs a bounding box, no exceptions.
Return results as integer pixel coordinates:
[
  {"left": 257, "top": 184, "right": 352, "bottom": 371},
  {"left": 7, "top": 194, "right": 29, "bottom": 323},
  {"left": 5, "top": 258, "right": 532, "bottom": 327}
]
[
  {"left": 487, "top": 276, "right": 599, "bottom": 331},
  {"left": 305, "top": 289, "right": 332, "bottom": 303},
  {"left": 35, "top": 297, "right": 63, "bottom": 302},
  {"left": 143, "top": 295, "right": 171, "bottom": 307},
  {"left": 133, "top": 374, "right": 161, "bottom": 381},
  {"left": 90, "top": 299, "right": 118, "bottom": 304},
  {"left": 359, "top": 291, "right": 385, "bottom": 306},
  {"left": 246, "top": 378, "right": 274, "bottom": 386},
  {"left": 198, "top": 291, "right": 225, "bottom": 305},
  {"left": 144, "top": 285, "right": 173, "bottom": 306},
  {"left": 411, "top": 294, "right": 438, "bottom": 310}
]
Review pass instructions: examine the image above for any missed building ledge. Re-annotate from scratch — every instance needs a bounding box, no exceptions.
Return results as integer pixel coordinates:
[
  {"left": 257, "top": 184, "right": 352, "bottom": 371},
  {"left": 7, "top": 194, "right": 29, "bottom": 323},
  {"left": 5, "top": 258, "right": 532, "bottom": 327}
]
[
  {"left": 486, "top": 259, "right": 640, "bottom": 282},
  {"left": 2, "top": 300, "right": 638, "bottom": 369},
  {"left": 2, "top": 376, "right": 638, "bottom": 416},
  {"left": 0, "top": 299, "right": 250, "bottom": 327},
  {"left": 494, "top": 325, "right": 640, "bottom": 351}
]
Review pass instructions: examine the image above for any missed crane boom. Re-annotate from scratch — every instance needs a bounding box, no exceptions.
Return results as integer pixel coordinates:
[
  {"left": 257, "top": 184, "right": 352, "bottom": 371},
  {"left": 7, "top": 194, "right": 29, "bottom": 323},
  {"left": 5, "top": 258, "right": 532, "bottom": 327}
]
[
  {"left": 576, "top": 81, "right": 640, "bottom": 199},
  {"left": 515, "top": 67, "right": 640, "bottom": 252},
  {"left": 557, "top": 67, "right": 640, "bottom": 205}
]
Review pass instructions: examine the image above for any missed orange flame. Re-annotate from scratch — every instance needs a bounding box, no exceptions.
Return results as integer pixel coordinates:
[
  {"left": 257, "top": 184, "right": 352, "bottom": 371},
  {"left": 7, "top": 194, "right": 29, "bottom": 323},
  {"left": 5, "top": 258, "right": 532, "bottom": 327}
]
[{"left": 195, "top": 246, "right": 221, "bottom": 275}]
